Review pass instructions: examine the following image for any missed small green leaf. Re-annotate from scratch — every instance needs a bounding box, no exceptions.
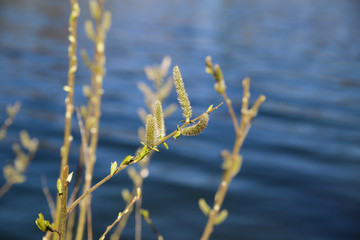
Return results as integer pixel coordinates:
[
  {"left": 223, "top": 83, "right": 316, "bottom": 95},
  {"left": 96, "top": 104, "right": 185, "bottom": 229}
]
[
  {"left": 162, "top": 142, "right": 169, "bottom": 149},
  {"left": 198, "top": 198, "right": 211, "bottom": 216},
  {"left": 173, "top": 131, "right": 181, "bottom": 139},
  {"left": 57, "top": 178, "right": 63, "bottom": 195},
  {"left": 137, "top": 145, "right": 149, "bottom": 161},
  {"left": 110, "top": 161, "right": 118, "bottom": 176},
  {"left": 121, "top": 155, "right": 134, "bottom": 166},
  {"left": 35, "top": 213, "right": 51, "bottom": 232},
  {"left": 214, "top": 209, "right": 228, "bottom": 225},
  {"left": 206, "top": 105, "right": 213, "bottom": 113}
]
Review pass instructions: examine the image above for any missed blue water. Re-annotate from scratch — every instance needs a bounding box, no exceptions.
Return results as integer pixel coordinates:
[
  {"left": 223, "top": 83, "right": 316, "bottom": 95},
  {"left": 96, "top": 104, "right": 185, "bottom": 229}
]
[{"left": 0, "top": 0, "right": 359, "bottom": 239}]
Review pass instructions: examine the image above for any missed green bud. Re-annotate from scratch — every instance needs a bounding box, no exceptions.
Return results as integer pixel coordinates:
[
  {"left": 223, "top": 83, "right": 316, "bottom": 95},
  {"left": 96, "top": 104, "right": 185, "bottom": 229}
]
[
  {"left": 140, "top": 209, "right": 149, "bottom": 219},
  {"left": 198, "top": 198, "right": 211, "bottom": 216},
  {"left": 57, "top": 178, "right": 63, "bottom": 195},
  {"left": 231, "top": 154, "right": 242, "bottom": 177},
  {"left": 20, "top": 130, "right": 30, "bottom": 149},
  {"left": 102, "top": 11, "right": 112, "bottom": 31},
  {"left": 137, "top": 187, "right": 141, "bottom": 198},
  {"left": 89, "top": 0, "right": 101, "bottom": 21},
  {"left": 214, "top": 209, "right": 228, "bottom": 225},
  {"left": 121, "top": 189, "right": 131, "bottom": 202},
  {"left": 85, "top": 20, "right": 95, "bottom": 41},
  {"left": 205, "top": 56, "right": 214, "bottom": 75}
]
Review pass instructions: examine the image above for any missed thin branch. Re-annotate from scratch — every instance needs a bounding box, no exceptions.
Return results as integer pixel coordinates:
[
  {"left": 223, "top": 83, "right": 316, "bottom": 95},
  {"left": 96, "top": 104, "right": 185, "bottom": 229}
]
[
  {"left": 201, "top": 59, "right": 265, "bottom": 240},
  {"left": 42, "top": 176, "right": 56, "bottom": 220},
  {"left": 53, "top": 1, "right": 79, "bottom": 238},
  {"left": 99, "top": 191, "right": 141, "bottom": 240},
  {"left": 67, "top": 103, "right": 222, "bottom": 214}
]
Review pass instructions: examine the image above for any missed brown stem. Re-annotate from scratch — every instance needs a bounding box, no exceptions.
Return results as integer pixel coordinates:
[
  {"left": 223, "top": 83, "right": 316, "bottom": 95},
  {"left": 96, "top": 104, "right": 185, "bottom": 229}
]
[{"left": 59, "top": 166, "right": 70, "bottom": 240}]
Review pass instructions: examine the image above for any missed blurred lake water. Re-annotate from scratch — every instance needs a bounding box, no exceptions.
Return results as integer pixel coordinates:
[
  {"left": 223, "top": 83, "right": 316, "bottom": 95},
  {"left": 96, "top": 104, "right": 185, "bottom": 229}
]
[{"left": 0, "top": 0, "right": 359, "bottom": 239}]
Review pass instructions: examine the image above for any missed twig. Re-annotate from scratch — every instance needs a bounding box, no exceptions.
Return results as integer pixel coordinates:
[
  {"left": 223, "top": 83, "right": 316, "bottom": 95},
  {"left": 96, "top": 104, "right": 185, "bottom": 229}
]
[
  {"left": 0, "top": 183, "right": 12, "bottom": 199},
  {"left": 53, "top": 1, "right": 79, "bottom": 239},
  {"left": 87, "top": 198, "right": 94, "bottom": 240},
  {"left": 67, "top": 104, "right": 222, "bottom": 214},
  {"left": 59, "top": 166, "right": 70, "bottom": 240},
  {"left": 201, "top": 59, "right": 265, "bottom": 240},
  {"left": 99, "top": 189, "right": 141, "bottom": 240},
  {"left": 42, "top": 176, "right": 56, "bottom": 220},
  {"left": 141, "top": 209, "right": 163, "bottom": 240},
  {"left": 0, "top": 102, "right": 21, "bottom": 142}
]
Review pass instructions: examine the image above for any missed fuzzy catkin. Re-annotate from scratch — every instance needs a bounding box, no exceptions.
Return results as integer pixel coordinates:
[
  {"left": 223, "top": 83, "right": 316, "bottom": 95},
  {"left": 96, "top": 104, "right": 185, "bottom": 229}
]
[
  {"left": 173, "top": 66, "right": 192, "bottom": 120},
  {"left": 145, "top": 114, "right": 155, "bottom": 147},
  {"left": 153, "top": 100, "right": 165, "bottom": 140},
  {"left": 182, "top": 114, "right": 209, "bottom": 136}
]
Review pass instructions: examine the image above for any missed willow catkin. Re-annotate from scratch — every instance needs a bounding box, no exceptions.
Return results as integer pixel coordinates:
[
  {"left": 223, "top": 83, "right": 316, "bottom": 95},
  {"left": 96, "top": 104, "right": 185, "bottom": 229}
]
[
  {"left": 145, "top": 114, "right": 155, "bottom": 147},
  {"left": 182, "top": 114, "right": 209, "bottom": 136},
  {"left": 153, "top": 100, "right": 165, "bottom": 140},
  {"left": 173, "top": 66, "right": 192, "bottom": 121}
]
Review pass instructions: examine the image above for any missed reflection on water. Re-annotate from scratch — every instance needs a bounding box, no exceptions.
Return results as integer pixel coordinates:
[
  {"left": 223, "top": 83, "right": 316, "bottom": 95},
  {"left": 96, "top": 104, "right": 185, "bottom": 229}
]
[{"left": 0, "top": 0, "right": 359, "bottom": 239}]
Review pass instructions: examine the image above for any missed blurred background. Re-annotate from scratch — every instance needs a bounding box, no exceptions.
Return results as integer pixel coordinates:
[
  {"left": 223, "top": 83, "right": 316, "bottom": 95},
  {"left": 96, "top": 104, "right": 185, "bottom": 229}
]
[{"left": 0, "top": 0, "right": 359, "bottom": 239}]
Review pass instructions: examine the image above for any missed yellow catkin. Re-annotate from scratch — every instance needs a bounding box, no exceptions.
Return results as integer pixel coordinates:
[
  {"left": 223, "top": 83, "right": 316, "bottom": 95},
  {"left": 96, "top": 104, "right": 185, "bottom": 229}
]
[
  {"left": 153, "top": 100, "right": 165, "bottom": 140},
  {"left": 173, "top": 66, "right": 192, "bottom": 121},
  {"left": 145, "top": 114, "right": 155, "bottom": 147},
  {"left": 182, "top": 114, "right": 209, "bottom": 136}
]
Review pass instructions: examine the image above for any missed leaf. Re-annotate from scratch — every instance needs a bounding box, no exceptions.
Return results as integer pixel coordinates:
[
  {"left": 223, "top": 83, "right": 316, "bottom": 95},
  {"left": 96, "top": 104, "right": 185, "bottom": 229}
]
[
  {"left": 35, "top": 213, "right": 51, "bottom": 232},
  {"left": 110, "top": 161, "right": 118, "bottom": 176},
  {"left": 137, "top": 145, "right": 149, "bottom": 161},
  {"left": 173, "top": 131, "right": 181, "bottom": 139},
  {"left": 162, "top": 142, "right": 169, "bottom": 150},
  {"left": 121, "top": 155, "right": 134, "bottom": 166}
]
